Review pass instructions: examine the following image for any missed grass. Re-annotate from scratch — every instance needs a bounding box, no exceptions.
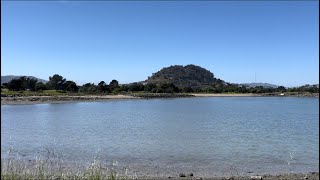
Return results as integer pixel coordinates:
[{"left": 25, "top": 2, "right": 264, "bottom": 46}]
[
  {"left": 1, "top": 147, "right": 135, "bottom": 180},
  {"left": 1, "top": 158, "right": 132, "bottom": 180}
]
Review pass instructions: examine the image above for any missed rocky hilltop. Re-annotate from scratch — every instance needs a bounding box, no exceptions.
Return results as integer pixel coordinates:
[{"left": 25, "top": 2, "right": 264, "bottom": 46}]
[{"left": 146, "top": 64, "right": 222, "bottom": 88}]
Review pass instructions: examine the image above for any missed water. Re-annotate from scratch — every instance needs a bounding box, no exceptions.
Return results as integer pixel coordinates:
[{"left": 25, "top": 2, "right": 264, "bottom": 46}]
[{"left": 1, "top": 97, "right": 319, "bottom": 176}]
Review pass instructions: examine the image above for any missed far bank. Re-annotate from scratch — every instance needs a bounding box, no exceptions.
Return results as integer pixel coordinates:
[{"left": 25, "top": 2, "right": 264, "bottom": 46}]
[{"left": 1, "top": 92, "right": 318, "bottom": 105}]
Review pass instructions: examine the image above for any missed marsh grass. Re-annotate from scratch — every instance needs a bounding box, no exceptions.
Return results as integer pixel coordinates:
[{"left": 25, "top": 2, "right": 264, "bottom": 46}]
[{"left": 1, "top": 147, "right": 135, "bottom": 180}]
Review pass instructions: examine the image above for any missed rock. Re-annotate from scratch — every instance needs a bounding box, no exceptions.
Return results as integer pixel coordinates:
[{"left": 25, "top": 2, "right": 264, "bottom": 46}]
[
  {"left": 179, "top": 173, "right": 186, "bottom": 177},
  {"left": 304, "top": 176, "right": 308, "bottom": 179},
  {"left": 251, "top": 175, "right": 263, "bottom": 180},
  {"left": 188, "top": 173, "right": 193, "bottom": 177},
  {"left": 228, "top": 177, "right": 234, "bottom": 180}
]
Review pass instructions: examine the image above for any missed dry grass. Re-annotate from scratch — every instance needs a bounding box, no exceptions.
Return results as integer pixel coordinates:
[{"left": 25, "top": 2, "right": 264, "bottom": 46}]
[{"left": 1, "top": 147, "right": 135, "bottom": 180}]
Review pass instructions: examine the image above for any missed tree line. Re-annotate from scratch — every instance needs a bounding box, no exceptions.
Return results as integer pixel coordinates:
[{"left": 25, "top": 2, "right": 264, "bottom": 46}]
[{"left": 1, "top": 74, "right": 319, "bottom": 94}]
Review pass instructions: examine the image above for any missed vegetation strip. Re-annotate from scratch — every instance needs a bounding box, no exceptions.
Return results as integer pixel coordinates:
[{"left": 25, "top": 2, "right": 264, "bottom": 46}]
[{"left": 1, "top": 65, "right": 318, "bottom": 99}]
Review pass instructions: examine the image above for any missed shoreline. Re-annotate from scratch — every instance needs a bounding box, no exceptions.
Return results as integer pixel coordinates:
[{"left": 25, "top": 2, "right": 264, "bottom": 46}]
[
  {"left": 1, "top": 156, "right": 318, "bottom": 179},
  {"left": 1, "top": 173, "right": 319, "bottom": 180},
  {"left": 1, "top": 93, "right": 318, "bottom": 105},
  {"left": 140, "top": 172, "right": 319, "bottom": 179},
  {"left": 1, "top": 95, "right": 141, "bottom": 105},
  {"left": 192, "top": 93, "right": 319, "bottom": 97},
  {"left": 191, "top": 93, "right": 261, "bottom": 97}
]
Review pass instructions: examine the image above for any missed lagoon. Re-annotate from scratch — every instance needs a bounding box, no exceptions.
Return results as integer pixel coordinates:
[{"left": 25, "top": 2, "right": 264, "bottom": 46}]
[{"left": 1, "top": 97, "right": 319, "bottom": 177}]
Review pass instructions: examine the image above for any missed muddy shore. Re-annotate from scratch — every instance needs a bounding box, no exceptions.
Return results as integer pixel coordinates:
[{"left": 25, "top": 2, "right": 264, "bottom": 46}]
[
  {"left": 141, "top": 172, "right": 319, "bottom": 179},
  {"left": 192, "top": 93, "right": 319, "bottom": 97},
  {"left": 191, "top": 93, "right": 261, "bottom": 97},
  {"left": 1, "top": 93, "right": 194, "bottom": 105},
  {"left": 1, "top": 95, "right": 141, "bottom": 105},
  {"left": 143, "top": 172, "right": 319, "bottom": 179},
  {"left": 1, "top": 93, "right": 318, "bottom": 105}
]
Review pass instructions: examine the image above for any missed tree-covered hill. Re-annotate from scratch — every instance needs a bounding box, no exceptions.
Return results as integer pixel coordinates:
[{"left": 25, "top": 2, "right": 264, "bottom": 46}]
[
  {"left": 1, "top": 75, "right": 48, "bottom": 85},
  {"left": 2, "top": 65, "right": 318, "bottom": 94},
  {"left": 146, "top": 64, "right": 224, "bottom": 89}
]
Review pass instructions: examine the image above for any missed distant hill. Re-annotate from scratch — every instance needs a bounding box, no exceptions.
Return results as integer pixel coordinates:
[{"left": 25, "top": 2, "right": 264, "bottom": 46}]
[
  {"left": 1, "top": 75, "right": 48, "bottom": 85},
  {"left": 298, "top": 84, "right": 319, "bottom": 88},
  {"left": 146, "top": 64, "right": 223, "bottom": 88},
  {"left": 241, "top": 83, "right": 279, "bottom": 88}
]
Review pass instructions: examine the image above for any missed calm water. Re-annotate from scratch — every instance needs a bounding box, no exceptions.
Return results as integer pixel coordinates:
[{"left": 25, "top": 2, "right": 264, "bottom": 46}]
[{"left": 1, "top": 97, "right": 319, "bottom": 176}]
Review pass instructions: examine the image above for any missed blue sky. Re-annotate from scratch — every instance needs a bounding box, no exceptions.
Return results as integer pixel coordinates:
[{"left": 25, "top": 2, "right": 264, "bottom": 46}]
[{"left": 1, "top": 1, "right": 319, "bottom": 87}]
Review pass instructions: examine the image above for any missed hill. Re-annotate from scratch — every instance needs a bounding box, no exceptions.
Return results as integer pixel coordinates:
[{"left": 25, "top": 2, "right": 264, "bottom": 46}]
[
  {"left": 146, "top": 64, "right": 223, "bottom": 88},
  {"left": 1, "top": 75, "right": 48, "bottom": 85}
]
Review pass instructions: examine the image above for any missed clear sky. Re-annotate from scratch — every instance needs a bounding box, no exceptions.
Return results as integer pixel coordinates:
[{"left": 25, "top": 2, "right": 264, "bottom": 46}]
[{"left": 1, "top": 1, "right": 319, "bottom": 87}]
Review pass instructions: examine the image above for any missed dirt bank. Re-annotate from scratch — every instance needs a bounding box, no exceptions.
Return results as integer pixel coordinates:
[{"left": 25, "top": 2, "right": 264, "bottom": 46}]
[{"left": 1, "top": 95, "right": 140, "bottom": 105}]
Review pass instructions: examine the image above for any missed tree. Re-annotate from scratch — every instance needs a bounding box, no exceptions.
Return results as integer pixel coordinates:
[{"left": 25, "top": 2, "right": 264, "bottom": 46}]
[
  {"left": 193, "top": 87, "right": 203, "bottom": 93},
  {"left": 128, "top": 83, "right": 144, "bottom": 91},
  {"left": 98, "top": 81, "right": 107, "bottom": 93},
  {"left": 182, "top": 86, "right": 194, "bottom": 93},
  {"left": 2, "top": 83, "right": 8, "bottom": 89},
  {"left": 212, "top": 87, "right": 223, "bottom": 93},
  {"left": 65, "top": 81, "right": 79, "bottom": 92},
  {"left": 144, "top": 83, "right": 156, "bottom": 92},
  {"left": 307, "top": 85, "right": 319, "bottom": 93},
  {"left": 119, "top": 84, "right": 129, "bottom": 92},
  {"left": 25, "top": 77, "right": 38, "bottom": 91},
  {"left": 158, "top": 83, "right": 180, "bottom": 93},
  {"left": 7, "top": 78, "right": 24, "bottom": 91},
  {"left": 203, "top": 86, "right": 214, "bottom": 93},
  {"left": 35, "top": 82, "right": 47, "bottom": 91},
  {"left": 88, "top": 86, "right": 98, "bottom": 93},
  {"left": 237, "top": 85, "right": 248, "bottom": 93},
  {"left": 276, "top": 86, "right": 287, "bottom": 92},
  {"left": 18, "top": 76, "right": 28, "bottom": 90},
  {"left": 248, "top": 87, "right": 257, "bottom": 93},
  {"left": 47, "top": 74, "right": 66, "bottom": 90},
  {"left": 109, "top": 80, "right": 120, "bottom": 91},
  {"left": 80, "top": 83, "right": 97, "bottom": 93},
  {"left": 6, "top": 76, "right": 38, "bottom": 91}
]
